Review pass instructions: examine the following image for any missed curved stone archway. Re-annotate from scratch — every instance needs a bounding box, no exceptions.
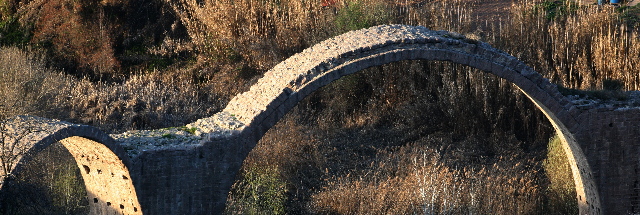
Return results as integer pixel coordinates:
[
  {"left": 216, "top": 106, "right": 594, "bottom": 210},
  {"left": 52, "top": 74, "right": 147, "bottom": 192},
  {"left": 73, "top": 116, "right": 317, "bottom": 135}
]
[
  {"left": 0, "top": 115, "right": 141, "bottom": 215},
  {"left": 222, "top": 25, "right": 600, "bottom": 214}
]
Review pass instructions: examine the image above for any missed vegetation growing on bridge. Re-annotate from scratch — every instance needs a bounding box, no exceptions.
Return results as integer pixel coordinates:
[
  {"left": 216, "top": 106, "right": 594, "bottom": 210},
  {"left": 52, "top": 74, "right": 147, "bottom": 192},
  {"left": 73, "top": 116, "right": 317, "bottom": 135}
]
[{"left": 0, "top": 0, "right": 639, "bottom": 213}]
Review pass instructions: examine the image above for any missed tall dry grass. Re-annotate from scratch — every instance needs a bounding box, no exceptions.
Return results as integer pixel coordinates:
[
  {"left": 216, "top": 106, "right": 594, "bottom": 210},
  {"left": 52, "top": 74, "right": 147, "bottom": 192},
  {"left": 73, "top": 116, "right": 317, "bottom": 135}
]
[
  {"left": 494, "top": 2, "right": 640, "bottom": 90},
  {"left": 165, "top": 0, "right": 475, "bottom": 71},
  {"left": 0, "top": 47, "right": 71, "bottom": 120},
  {"left": 62, "top": 70, "right": 222, "bottom": 132},
  {"left": 0, "top": 46, "right": 223, "bottom": 133},
  {"left": 311, "top": 145, "right": 544, "bottom": 214}
]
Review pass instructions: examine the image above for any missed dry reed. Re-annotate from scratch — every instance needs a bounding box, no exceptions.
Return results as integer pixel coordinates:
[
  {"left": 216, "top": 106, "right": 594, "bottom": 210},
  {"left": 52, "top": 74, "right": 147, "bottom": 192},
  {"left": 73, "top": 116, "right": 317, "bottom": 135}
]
[{"left": 495, "top": 2, "right": 640, "bottom": 90}]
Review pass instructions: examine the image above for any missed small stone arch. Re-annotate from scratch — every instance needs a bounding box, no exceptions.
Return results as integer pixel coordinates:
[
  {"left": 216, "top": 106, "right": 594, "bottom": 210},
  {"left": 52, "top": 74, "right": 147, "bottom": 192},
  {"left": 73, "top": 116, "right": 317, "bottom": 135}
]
[
  {"left": 0, "top": 115, "right": 141, "bottom": 215},
  {"left": 223, "top": 25, "right": 601, "bottom": 214}
]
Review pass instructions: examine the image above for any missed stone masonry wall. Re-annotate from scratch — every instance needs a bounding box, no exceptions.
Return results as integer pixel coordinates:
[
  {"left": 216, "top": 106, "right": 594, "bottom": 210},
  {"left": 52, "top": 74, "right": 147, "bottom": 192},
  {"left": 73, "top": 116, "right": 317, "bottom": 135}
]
[
  {"left": 127, "top": 136, "right": 247, "bottom": 214},
  {"left": 574, "top": 107, "right": 640, "bottom": 214}
]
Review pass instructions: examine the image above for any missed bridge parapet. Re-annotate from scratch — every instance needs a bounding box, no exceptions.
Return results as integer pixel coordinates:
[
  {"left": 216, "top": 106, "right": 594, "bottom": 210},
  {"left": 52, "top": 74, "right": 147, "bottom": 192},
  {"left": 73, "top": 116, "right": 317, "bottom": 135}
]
[
  {"left": 566, "top": 91, "right": 640, "bottom": 110},
  {"left": 110, "top": 111, "right": 244, "bottom": 158}
]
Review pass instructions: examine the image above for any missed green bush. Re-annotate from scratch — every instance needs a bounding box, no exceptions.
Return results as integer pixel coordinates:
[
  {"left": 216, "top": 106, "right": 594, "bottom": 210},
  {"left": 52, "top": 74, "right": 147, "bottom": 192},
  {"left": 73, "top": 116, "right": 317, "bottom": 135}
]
[
  {"left": 335, "top": 1, "right": 369, "bottom": 32},
  {"left": 0, "top": 0, "right": 30, "bottom": 46},
  {"left": 543, "top": 136, "right": 578, "bottom": 214},
  {"left": 334, "top": 1, "right": 390, "bottom": 34},
  {"left": 226, "top": 166, "right": 287, "bottom": 215},
  {"left": 50, "top": 161, "right": 88, "bottom": 214},
  {"left": 618, "top": 5, "right": 640, "bottom": 28},
  {"left": 533, "top": 0, "right": 579, "bottom": 20},
  {"left": 0, "top": 17, "right": 30, "bottom": 46}
]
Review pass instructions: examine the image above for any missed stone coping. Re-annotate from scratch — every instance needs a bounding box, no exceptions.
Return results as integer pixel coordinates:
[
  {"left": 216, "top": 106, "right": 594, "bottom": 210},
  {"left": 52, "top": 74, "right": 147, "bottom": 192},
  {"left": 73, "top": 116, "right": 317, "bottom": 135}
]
[
  {"left": 111, "top": 111, "right": 245, "bottom": 158},
  {"left": 566, "top": 91, "right": 640, "bottom": 110}
]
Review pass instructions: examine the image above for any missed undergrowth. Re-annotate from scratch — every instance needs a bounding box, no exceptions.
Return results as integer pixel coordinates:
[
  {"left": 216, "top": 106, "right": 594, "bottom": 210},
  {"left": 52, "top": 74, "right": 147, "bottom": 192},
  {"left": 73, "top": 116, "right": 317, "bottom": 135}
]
[
  {"left": 543, "top": 135, "right": 579, "bottom": 214},
  {"left": 226, "top": 166, "right": 287, "bottom": 215},
  {"left": 0, "top": 143, "right": 88, "bottom": 215}
]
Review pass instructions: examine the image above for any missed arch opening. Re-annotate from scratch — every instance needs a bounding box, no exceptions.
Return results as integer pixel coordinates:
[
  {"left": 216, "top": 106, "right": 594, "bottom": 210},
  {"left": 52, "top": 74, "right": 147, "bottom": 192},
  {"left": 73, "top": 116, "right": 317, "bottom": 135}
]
[
  {"left": 223, "top": 25, "right": 600, "bottom": 214},
  {"left": 228, "top": 60, "right": 577, "bottom": 214},
  {"left": 0, "top": 141, "right": 89, "bottom": 214},
  {"left": 59, "top": 136, "right": 142, "bottom": 215},
  {"left": 0, "top": 118, "right": 142, "bottom": 215}
]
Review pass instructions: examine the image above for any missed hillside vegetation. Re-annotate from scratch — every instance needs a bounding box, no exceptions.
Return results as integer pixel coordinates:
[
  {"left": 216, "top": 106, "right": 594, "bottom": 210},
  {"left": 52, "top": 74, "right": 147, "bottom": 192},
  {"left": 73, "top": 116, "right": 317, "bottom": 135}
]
[{"left": 0, "top": 0, "right": 639, "bottom": 213}]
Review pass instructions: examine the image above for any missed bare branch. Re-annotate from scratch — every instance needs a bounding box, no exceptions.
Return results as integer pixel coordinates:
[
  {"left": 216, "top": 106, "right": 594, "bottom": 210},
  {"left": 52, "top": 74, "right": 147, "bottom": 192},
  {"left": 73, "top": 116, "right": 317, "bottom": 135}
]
[{"left": 0, "top": 117, "right": 36, "bottom": 183}]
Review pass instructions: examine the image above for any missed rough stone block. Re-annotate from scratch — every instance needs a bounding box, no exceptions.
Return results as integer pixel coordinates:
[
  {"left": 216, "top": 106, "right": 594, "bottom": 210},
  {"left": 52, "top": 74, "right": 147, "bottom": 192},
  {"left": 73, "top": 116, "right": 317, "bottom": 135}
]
[
  {"left": 408, "top": 49, "right": 421, "bottom": 60},
  {"left": 454, "top": 52, "right": 471, "bottom": 66},
  {"left": 476, "top": 59, "right": 494, "bottom": 72},
  {"left": 489, "top": 64, "right": 511, "bottom": 77},
  {"left": 431, "top": 50, "right": 448, "bottom": 61},
  {"left": 418, "top": 49, "right": 434, "bottom": 61},
  {"left": 500, "top": 67, "right": 519, "bottom": 83}
]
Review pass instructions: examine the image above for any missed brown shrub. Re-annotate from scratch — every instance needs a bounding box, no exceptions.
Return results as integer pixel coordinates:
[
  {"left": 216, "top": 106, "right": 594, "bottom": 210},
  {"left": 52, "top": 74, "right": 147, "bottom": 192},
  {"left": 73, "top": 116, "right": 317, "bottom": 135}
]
[
  {"left": 21, "top": 0, "right": 122, "bottom": 76},
  {"left": 311, "top": 145, "right": 545, "bottom": 215},
  {"left": 0, "top": 47, "right": 72, "bottom": 119},
  {"left": 8, "top": 0, "right": 193, "bottom": 79}
]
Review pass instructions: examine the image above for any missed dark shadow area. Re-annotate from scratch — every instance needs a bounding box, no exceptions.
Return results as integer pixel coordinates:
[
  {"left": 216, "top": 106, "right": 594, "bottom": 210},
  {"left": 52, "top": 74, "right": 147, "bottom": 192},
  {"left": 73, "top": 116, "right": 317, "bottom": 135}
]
[{"left": 0, "top": 142, "right": 88, "bottom": 215}]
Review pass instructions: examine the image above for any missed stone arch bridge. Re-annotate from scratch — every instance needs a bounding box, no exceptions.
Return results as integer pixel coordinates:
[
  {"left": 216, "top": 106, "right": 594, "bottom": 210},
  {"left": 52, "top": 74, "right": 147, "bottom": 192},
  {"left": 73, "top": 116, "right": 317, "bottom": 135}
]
[{"left": 1, "top": 25, "right": 639, "bottom": 214}]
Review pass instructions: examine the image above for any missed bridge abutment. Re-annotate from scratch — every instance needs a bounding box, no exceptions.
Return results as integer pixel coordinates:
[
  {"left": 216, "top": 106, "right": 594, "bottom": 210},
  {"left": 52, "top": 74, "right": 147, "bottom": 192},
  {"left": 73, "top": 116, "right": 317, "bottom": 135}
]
[{"left": 573, "top": 108, "right": 640, "bottom": 214}]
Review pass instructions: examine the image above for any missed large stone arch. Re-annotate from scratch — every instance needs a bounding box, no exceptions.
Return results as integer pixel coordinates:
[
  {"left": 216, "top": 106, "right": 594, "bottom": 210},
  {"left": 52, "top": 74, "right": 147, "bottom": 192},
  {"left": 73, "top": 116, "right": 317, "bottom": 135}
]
[
  {"left": 0, "top": 115, "right": 141, "bottom": 215},
  {"left": 223, "top": 25, "right": 600, "bottom": 214}
]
